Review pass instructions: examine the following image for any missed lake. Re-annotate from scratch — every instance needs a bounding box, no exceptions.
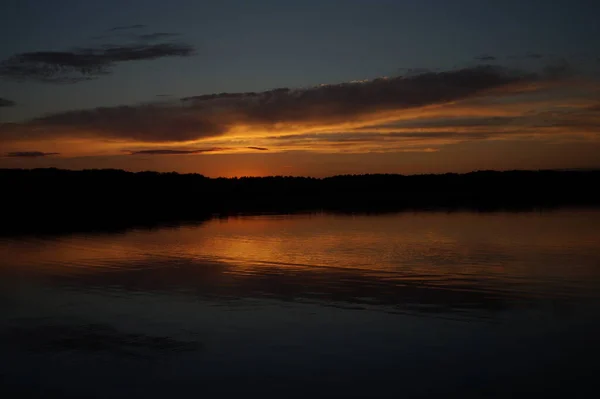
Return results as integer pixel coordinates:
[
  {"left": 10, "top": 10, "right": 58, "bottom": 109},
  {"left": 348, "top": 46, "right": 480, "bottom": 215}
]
[{"left": 1, "top": 210, "right": 599, "bottom": 398}]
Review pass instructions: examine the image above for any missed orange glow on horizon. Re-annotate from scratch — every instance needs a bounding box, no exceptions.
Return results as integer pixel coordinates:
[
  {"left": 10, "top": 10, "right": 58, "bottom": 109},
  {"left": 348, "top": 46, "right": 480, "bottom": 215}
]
[{"left": 2, "top": 76, "right": 600, "bottom": 175}]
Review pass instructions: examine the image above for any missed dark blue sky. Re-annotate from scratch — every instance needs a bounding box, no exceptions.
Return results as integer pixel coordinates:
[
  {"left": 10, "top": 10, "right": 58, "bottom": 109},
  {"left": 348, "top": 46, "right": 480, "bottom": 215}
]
[{"left": 1, "top": 0, "right": 598, "bottom": 120}]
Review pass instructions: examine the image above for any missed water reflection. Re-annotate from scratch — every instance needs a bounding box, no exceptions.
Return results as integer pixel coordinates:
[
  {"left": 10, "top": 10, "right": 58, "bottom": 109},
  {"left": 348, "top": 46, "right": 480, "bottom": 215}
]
[
  {"left": 2, "top": 210, "right": 598, "bottom": 316},
  {"left": 2, "top": 322, "right": 201, "bottom": 356},
  {"left": 1, "top": 210, "right": 600, "bottom": 398}
]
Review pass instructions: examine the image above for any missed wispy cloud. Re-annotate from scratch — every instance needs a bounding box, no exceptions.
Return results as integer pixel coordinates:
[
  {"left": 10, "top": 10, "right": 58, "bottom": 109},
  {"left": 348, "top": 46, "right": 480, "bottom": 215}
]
[
  {"left": 475, "top": 55, "right": 497, "bottom": 62},
  {"left": 108, "top": 24, "right": 147, "bottom": 32},
  {"left": 508, "top": 53, "right": 546, "bottom": 60},
  {"left": 127, "top": 148, "right": 228, "bottom": 155},
  {"left": 137, "top": 32, "right": 180, "bottom": 41},
  {"left": 5, "top": 151, "right": 59, "bottom": 157},
  {"left": 0, "top": 59, "right": 598, "bottom": 157},
  {"left": 2, "top": 65, "right": 545, "bottom": 142},
  {"left": 0, "top": 27, "right": 194, "bottom": 83},
  {"left": 254, "top": 131, "right": 497, "bottom": 153},
  {"left": 0, "top": 97, "right": 15, "bottom": 107}
]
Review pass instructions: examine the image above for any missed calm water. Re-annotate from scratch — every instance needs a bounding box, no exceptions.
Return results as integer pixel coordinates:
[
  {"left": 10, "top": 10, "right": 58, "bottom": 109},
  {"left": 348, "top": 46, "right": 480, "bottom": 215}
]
[{"left": 1, "top": 210, "right": 600, "bottom": 398}]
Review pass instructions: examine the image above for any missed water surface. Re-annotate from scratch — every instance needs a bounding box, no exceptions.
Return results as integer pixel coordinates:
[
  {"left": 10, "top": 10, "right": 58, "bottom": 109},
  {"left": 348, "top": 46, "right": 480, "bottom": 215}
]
[{"left": 1, "top": 210, "right": 599, "bottom": 398}]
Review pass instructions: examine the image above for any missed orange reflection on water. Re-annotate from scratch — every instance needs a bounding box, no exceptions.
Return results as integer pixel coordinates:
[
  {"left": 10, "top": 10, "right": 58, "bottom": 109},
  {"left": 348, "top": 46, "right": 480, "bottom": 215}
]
[
  {"left": 2, "top": 210, "right": 599, "bottom": 283},
  {"left": 2, "top": 210, "right": 600, "bottom": 315}
]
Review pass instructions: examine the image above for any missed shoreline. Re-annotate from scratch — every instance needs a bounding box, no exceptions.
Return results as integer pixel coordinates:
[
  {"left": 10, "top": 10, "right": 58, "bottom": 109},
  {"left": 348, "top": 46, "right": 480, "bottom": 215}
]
[{"left": 3, "top": 168, "right": 599, "bottom": 236}]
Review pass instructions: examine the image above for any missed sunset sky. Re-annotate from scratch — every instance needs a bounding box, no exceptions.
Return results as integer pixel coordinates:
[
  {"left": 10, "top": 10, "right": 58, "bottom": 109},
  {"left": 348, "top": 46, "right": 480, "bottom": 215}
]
[{"left": 1, "top": 0, "right": 599, "bottom": 177}]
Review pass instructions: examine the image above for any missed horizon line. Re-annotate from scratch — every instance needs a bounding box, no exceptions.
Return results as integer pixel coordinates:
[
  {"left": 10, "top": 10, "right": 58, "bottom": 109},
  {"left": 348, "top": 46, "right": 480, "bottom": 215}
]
[{"left": 2, "top": 166, "right": 600, "bottom": 180}]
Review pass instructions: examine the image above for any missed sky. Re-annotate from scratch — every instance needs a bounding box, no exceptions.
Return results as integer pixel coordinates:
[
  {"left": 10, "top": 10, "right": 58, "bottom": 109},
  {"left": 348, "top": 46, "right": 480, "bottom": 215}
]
[{"left": 1, "top": 0, "right": 599, "bottom": 177}]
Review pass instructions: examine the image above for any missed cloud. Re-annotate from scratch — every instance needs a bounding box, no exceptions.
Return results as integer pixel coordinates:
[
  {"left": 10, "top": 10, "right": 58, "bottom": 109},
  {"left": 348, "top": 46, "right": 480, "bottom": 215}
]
[
  {"left": 26, "top": 103, "right": 225, "bottom": 142},
  {"left": 397, "top": 67, "right": 434, "bottom": 76},
  {"left": 108, "top": 24, "right": 147, "bottom": 32},
  {"left": 127, "top": 148, "right": 228, "bottom": 155},
  {"left": 256, "top": 131, "right": 496, "bottom": 153},
  {"left": 267, "top": 131, "right": 493, "bottom": 142},
  {"left": 508, "top": 53, "right": 546, "bottom": 60},
  {"left": 137, "top": 32, "right": 180, "bottom": 41},
  {"left": 0, "top": 97, "right": 15, "bottom": 107},
  {"left": 1, "top": 60, "right": 597, "bottom": 157},
  {"left": 5, "top": 151, "right": 59, "bottom": 157},
  {"left": 4, "top": 65, "right": 541, "bottom": 142},
  {"left": 525, "top": 52, "right": 544, "bottom": 60},
  {"left": 0, "top": 31, "right": 194, "bottom": 83},
  {"left": 475, "top": 55, "right": 497, "bottom": 62}
]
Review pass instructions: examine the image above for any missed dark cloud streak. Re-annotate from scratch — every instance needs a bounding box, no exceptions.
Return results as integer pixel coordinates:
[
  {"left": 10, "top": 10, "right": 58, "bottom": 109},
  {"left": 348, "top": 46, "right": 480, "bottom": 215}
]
[
  {"left": 0, "top": 63, "right": 581, "bottom": 144},
  {"left": 5, "top": 151, "right": 59, "bottom": 158},
  {"left": 137, "top": 32, "right": 180, "bottom": 41},
  {"left": 0, "top": 97, "right": 16, "bottom": 107},
  {"left": 265, "top": 131, "right": 495, "bottom": 146},
  {"left": 108, "top": 24, "right": 146, "bottom": 32},
  {"left": 508, "top": 53, "right": 547, "bottom": 60},
  {"left": 128, "top": 148, "right": 228, "bottom": 155},
  {"left": 0, "top": 28, "right": 195, "bottom": 83},
  {"left": 475, "top": 55, "right": 497, "bottom": 61},
  {"left": 20, "top": 65, "right": 531, "bottom": 141}
]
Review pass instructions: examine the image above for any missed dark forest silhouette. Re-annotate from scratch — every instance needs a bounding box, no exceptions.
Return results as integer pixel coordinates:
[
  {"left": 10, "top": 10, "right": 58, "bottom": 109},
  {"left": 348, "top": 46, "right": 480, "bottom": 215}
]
[{"left": 2, "top": 168, "right": 599, "bottom": 235}]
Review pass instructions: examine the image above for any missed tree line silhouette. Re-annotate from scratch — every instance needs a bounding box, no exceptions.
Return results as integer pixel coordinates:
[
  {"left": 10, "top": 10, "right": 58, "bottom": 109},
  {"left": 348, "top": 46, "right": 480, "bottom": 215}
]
[{"left": 2, "top": 168, "right": 599, "bottom": 235}]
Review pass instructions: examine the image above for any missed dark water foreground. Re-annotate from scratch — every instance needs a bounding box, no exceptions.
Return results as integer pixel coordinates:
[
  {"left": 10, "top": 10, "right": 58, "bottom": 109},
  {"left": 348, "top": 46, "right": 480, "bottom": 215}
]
[{"left": 1, "top": 210, "right": 600, "bottom": 398}]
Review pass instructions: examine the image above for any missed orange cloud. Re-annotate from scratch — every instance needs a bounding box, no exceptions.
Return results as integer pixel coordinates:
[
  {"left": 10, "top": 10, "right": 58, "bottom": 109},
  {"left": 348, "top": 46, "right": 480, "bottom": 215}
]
[{"left": 1, "top": 61, "right": 599, "bottom": 158}]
